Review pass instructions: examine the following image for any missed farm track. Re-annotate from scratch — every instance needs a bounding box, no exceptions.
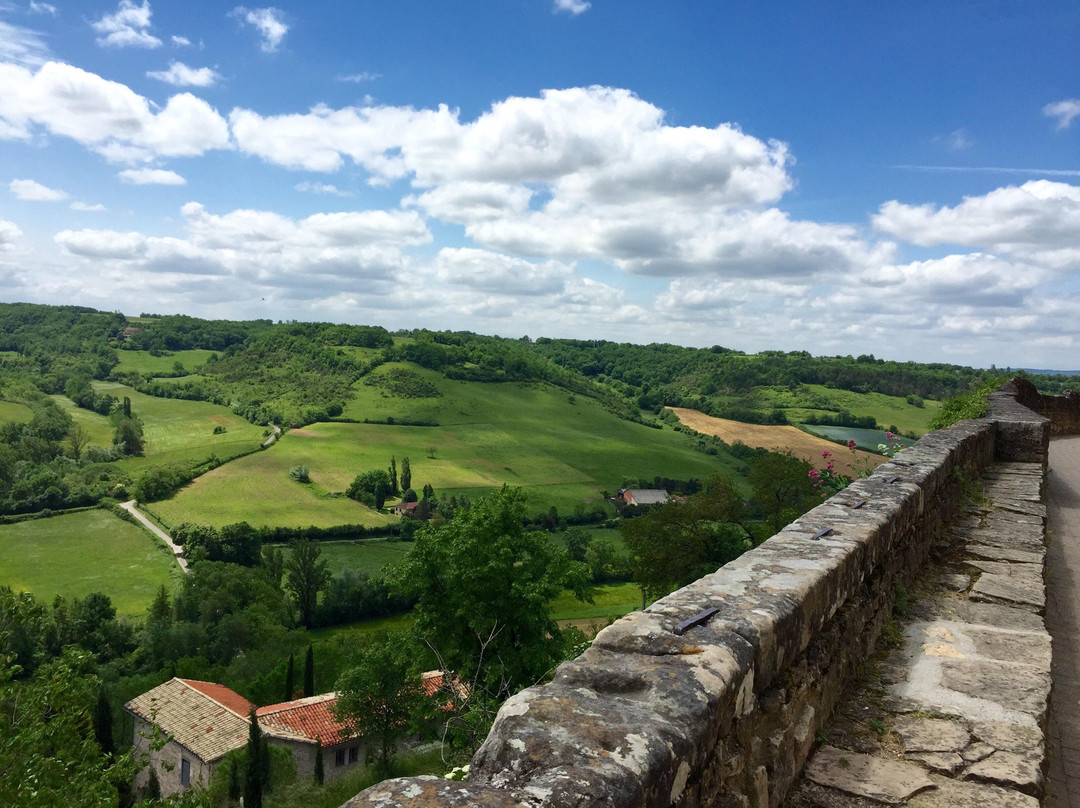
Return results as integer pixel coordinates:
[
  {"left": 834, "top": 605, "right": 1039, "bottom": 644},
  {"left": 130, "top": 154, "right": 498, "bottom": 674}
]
[
  {"left": 666, "top": 407, "right": 888, "bottom": 470},
  {"left": 120, "top": 500, "right": 189, "bottom": 573}
]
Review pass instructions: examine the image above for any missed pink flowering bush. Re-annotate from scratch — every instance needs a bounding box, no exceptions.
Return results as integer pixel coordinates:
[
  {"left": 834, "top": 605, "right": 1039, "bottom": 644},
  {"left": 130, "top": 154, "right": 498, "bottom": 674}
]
[{"left": 808, "top": 432, "right": 907, "bottom": 496}]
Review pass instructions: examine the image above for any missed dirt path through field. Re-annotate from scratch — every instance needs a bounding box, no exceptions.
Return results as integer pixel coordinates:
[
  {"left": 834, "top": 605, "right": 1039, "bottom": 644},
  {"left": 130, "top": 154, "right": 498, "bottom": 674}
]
[
  {"left": 120, "top": 500, "right": 189, "bottom": 573},
  {"left": 666, "top": 407, "right": 887, "bottom": 471}
]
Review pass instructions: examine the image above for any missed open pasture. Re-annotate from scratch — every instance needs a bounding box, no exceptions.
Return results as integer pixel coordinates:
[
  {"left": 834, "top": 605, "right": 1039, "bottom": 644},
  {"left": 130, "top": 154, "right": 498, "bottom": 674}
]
[
  {"left": 51, "top": 394, "right": 115, "bottom": 445},
  {"left": 280, "top": 538, "right": 412, "bottom": 578},
  {"left": 667, "top": 407, "right": 887, "bottom": 471},
  {"left": 114, "top": 349, "right": 216, "bottom": 376},
  {"left": 148, "top": 451, "right": 394, "bottom": 529},
  {"left": 0, "top": 509, "right": 177, "bottom": 615},
  {"left": 788, "top": 384, "right": 938, "bottom": 436},
  {"left": 0, "top": 399, "right": 33, "bottom": 424},
  {"left": 157, "top": 367, "right": 738, "bottom": 526},
  {"left": 90, "top": 381, "right": 266, "bottom": 470}
]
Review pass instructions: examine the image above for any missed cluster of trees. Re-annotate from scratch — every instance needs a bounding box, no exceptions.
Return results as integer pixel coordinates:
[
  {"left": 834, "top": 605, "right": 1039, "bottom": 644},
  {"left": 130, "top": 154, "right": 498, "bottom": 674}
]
[
  {"left": 346, "top": 456, "right": 415, "bottom": 510},
  {"left": 0, "top": 387, "right": 124, "bottom": 515}
]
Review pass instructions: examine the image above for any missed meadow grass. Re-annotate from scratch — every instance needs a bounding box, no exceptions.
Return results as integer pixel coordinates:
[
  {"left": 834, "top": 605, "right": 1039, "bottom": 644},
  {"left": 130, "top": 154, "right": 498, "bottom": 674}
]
[
  {"left": 158, "top": 365, "right": 737, "bottom": 527},
  {"left": 114, "top": 349, "right": 216, "bottom": 376},
  {"left": 89, "top": 381, "right": 266, "bottom": 471},
  {"left": 0, "top": 399, "right": 33, "bottom": 424},
  {"left": 280, "top": 538, "right": 413, "bottom": 577},
  {"left": 793, "top": 384, "right": 940, "bottom": 435},
  {"left": 0, "top": 509, "right": 178, "bottom": 615},
  {"left": 549, "top": 581, "right": 640, "bottom": 622},
  {"left": 50, "top": 394, "right": 115, "bottom": 445}
]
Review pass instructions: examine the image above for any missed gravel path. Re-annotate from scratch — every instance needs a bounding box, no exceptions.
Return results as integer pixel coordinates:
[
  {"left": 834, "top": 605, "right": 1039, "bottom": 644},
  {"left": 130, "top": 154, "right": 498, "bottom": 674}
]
[{"left": 119, "top": 500, "right": 189, "bottom": 573}]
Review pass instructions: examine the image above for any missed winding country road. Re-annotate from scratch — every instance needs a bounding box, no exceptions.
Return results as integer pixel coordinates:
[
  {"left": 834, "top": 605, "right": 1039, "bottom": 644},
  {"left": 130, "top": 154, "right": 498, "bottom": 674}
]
[{"left": 119, "top": 500, "right": 189, "bottom": 573}]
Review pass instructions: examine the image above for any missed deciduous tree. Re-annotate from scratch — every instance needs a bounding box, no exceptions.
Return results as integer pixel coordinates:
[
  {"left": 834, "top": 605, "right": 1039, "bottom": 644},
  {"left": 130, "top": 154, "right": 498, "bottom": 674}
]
[
  {"left": 388, "top": 487, "right": 589, "bottom": 700},
  {"left": 333, "top": 630, "right": 425, "bottom": 773},
  {"left": 285, "top": 540, "right": 330, "bottom": 628}
]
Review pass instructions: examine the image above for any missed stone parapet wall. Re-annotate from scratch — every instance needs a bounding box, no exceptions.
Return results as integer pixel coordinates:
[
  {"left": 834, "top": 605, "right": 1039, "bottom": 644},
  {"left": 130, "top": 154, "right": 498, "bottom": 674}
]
[
  {"left": 998, "top": 376, "right": 1080, "bottom": 437},
  {"left": 344, "top": 388, "right": 1051, "bottom": 808}
]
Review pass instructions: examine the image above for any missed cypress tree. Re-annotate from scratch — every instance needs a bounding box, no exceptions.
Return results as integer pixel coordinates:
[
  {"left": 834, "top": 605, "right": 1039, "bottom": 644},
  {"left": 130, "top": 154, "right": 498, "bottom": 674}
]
[
  {"left": 400, "top": 457, "right": 412, "bottom": 492},
  {"left": 93, "top": 688, "right": 114, "bottom": 757},
  {"left": 314, "top": 739, "right": 324, "bottom": 784},
  {"left": 244, "top": 708, "right": 264, "bottom": 808},
  {"left": 303, "top": 644, "right": 315, "bottom": 697},
  {"left": 228, "top": 758, "right": 242, "bottom": 801},
  {"left": 284, "top": 653, "right": 295, "bottom": 701},
  {"left": 389, "top": 456, "right": 399, "bottom": 496},
  {"left": 147, "top": 768, "right": 161, "bottom": 800}
]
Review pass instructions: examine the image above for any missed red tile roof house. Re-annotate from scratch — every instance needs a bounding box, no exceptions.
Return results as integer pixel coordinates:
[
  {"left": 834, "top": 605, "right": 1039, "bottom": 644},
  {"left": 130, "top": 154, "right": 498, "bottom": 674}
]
[
  {"left": 124, "top": 679, "right": 366, "bottom": 798},
  {"left": 616, "top": 488, "right": 670, "bottom": 506}
]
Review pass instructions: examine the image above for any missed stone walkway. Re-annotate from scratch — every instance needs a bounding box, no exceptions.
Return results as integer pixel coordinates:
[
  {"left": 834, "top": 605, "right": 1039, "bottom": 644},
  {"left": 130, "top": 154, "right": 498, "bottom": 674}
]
[
  {"left": 1046, "top": 435, "right": 1080, "bottom": 807},
  {"left": 786, "top": 461, "right": 1052, "bottom": 807}
]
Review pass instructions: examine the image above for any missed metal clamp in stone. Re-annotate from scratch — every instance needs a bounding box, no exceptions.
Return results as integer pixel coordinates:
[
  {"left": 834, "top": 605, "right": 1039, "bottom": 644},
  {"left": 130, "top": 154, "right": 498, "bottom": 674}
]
[{"left": 673, "top": 606, "right": 719, "bottom": 636}]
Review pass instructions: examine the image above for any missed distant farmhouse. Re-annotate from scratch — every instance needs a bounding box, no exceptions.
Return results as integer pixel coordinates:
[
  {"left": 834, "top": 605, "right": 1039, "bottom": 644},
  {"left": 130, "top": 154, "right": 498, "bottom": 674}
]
[
  {"left": 616, "top": 488, "right": 671, "bottom": 507},
  {"left": 126, "top": 677, "right": 414, "bottom": 797}
]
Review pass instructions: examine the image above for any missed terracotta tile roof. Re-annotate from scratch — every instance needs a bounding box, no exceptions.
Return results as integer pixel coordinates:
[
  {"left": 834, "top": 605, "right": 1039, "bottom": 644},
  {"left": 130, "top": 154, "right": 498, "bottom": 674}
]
[
  {"left": 181, "top": 679, "right": 254, "bottom": 717},
  {"left": 124, "top": 678, "right": 251, "bottom": 763},
  {"left": 257, "top": 693, "right": 350, "bottom": 747}
]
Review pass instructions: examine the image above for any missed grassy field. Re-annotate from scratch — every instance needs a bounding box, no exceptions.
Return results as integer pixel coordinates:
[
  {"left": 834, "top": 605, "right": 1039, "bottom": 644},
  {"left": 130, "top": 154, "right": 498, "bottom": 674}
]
[
  {"left": 667, "top": 407, "right": 888, "bottom": 471},
  {"left": 0, "top": 399, "right": 33, "bottom": 424},
  {"left": 0, "top": 509, "right": 179, "bottom": 615},
  {"left": 89, "top": 381, "right": 266, "bottom": 471},
  {"left": 50, "top": 394, "right": 116, "bottom": 445},
  {"left": 280, "top": 538, "right": 413, "bottom": 577},
  {"left": 549, "top": 581, "right": 640, "bottom": 622},
  {"left": 787, "top": 384, "right": 939, "bottom": 436},
  {"left": 115, "top": 349, "right": 216, "bottom": 376},
  {"left": 310, "top": 581, "right": 640, "bottom": 648},
  {"left": 155, "top": 365, "right": 740, "bottom": 527}
]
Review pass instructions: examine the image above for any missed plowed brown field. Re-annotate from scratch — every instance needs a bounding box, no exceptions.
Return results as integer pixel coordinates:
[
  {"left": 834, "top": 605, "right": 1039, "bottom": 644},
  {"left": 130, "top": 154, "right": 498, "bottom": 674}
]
[{"left": 667, "top": 407, "right": 887, "bottom": 471}]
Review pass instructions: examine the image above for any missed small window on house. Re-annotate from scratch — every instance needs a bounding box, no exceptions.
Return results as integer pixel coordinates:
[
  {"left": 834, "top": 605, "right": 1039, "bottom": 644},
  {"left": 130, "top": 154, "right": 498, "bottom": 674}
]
[
  {"left": 348, "top": 746, "right": 358, "bottom": 763},
  {"left": 181, "top": 758, "right": 191, "bottom": 787},
  {"left": 335, "top": 749, "right": 346, "bottom": 767}
]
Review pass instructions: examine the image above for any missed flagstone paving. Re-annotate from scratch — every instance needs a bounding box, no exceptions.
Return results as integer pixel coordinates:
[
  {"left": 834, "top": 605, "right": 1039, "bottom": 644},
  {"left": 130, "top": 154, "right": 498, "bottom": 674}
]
[{"left": 786, "top": 460, "right": 1053, "bottom": 808}]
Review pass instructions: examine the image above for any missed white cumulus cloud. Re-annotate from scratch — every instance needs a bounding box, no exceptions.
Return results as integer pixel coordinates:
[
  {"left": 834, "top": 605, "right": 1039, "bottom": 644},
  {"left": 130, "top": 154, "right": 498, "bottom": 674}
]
[
  {"left": 71, "top": 201, "right": 107, "bottom": 212},
  {"left": 873, "top": 181, "right": 1080, "bottom": 259},
  {"left": 118, "top": 168, "right": 186, "bottom": 185},
  {"left": 9, "top": 178, "right": 67, "bottom": 201},
  {"left": 91, "top": 0, "right": 162, "bottom": 49},
  {"left": 231, "top": 7, "right": 288, "bottom": 53},
  {"left": 55, "top": 228, "right": 148, "bottom": 259},
  {"left": 0, "top": 220, "right": 22, "bottom": 249},
  {"left": 1044, "top": 99, "right": 1080, "bottom": 130},
  {"left": 29, "top": 2, "right": 57, "bottom": 16},
  {"left": 0, "top": 61, "right": 230, "bottom": 162},
  {"left": 147, "top": 61, "right": 221, "bottom": 87},
  {"left": 171, "top": 35, "right": 192, "bottom": 47},
  {"left": 554, "top": 0, "right": 590, "bottom": 15},
  {"left": 295, "top": 181, "right": 352, "bottom": 196}
]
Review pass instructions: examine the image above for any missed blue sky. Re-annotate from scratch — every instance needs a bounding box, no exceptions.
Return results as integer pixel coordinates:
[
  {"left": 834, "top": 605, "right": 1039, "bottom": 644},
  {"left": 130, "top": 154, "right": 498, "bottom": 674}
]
[{"left": 1, "top": 1, "right": 1078, "bottom": 369}]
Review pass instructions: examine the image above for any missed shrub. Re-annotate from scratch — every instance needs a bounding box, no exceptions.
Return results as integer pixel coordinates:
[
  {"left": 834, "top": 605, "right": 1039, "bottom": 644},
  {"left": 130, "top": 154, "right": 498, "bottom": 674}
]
[{"left": 289, "top": 465, "right": 310, "bottom": 483}]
